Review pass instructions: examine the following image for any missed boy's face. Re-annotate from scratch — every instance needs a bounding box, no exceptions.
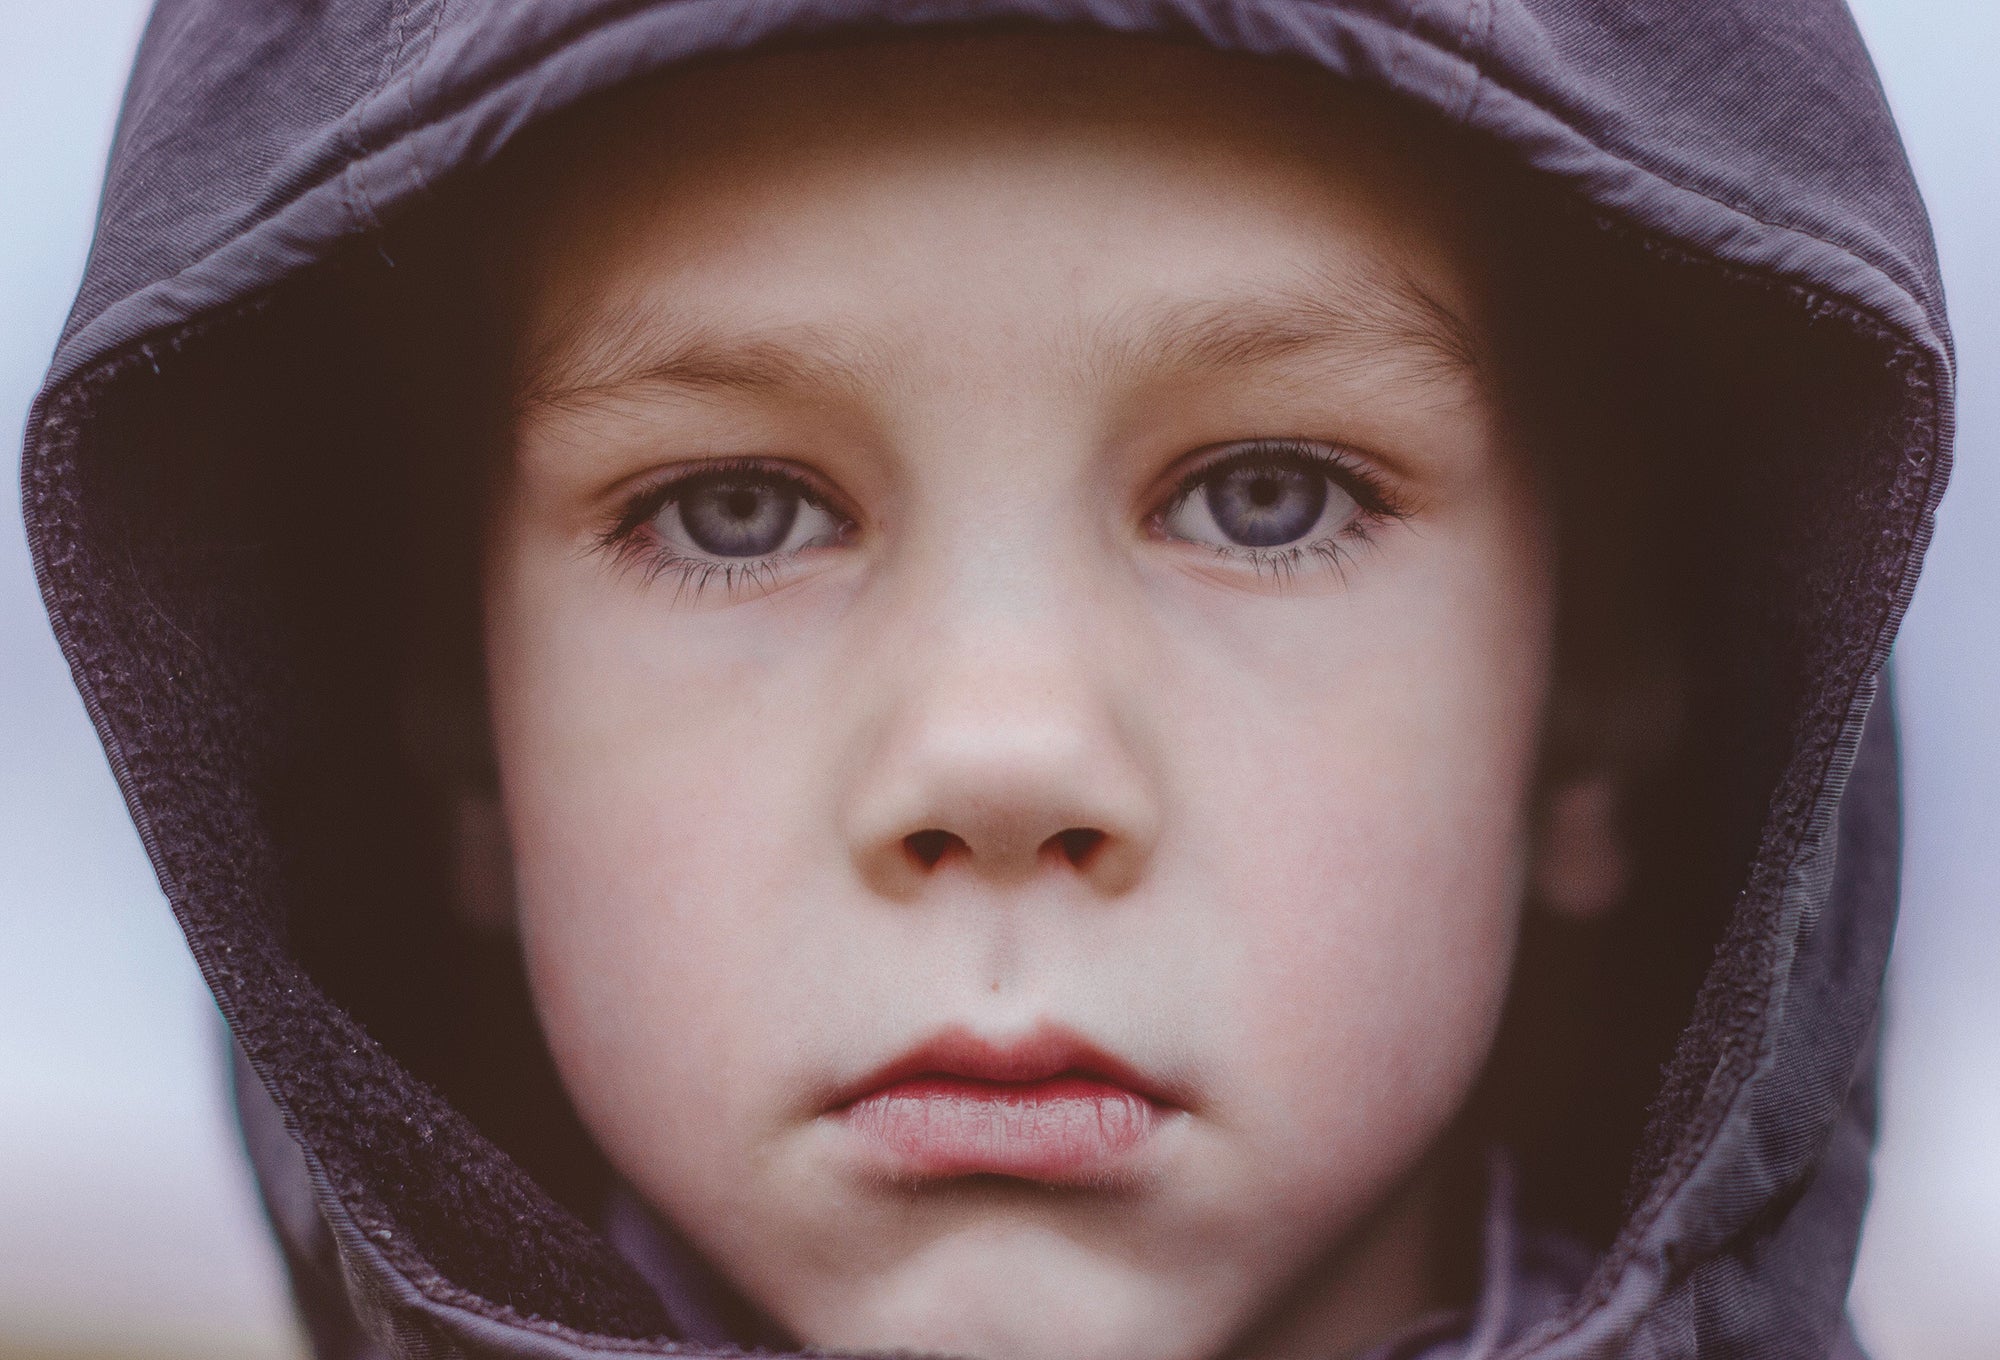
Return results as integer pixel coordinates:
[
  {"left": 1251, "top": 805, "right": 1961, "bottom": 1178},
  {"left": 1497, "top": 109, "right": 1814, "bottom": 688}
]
[{"left": 481, "top": 33, "right": 1555, "bottom": 1360}]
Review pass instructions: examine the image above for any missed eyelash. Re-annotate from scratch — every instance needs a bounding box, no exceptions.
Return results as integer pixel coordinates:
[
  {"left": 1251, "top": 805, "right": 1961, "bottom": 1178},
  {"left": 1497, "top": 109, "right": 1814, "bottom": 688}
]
[
  {"left": 594, "top": 456, "right": 848, "bottom": 601},
  {"left": 1152, "top": 439, "right": 1409, "bottom": 584},
  {"left": 597, "top": 441, "right": 1408, "bottom": 600}
]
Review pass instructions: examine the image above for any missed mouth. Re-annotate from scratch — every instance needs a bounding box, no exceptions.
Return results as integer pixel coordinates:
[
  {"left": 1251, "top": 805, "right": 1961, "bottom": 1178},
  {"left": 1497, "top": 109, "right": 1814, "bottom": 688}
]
[{"left": 828, "top": 1023, "right": 1182, "bottom": 1185}]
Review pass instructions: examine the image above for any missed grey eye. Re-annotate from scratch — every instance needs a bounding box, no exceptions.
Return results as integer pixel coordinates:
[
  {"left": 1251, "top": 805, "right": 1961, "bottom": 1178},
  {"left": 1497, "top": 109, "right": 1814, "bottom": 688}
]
[
  {"left": 675, "top": 476, "right": 802, "bottom": 557},
  {"left": 1161, "top": 453, "right": 1360, "bottom": 551},
  {"left": 1203, "top": 462, "right": 1328, "bottom": 547}
]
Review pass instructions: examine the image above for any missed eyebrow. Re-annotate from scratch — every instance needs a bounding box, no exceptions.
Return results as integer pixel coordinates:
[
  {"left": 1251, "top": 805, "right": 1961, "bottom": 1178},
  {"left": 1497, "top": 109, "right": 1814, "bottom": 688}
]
[
  {"left": 513, "top": 304, "right": 893, "bottom": 416},
  {"left": 1098, "top": 263, "right": 1481, "bottom": 391},
  {"left": 514, "top": 261, "right": 1480, "bottom": 418}
]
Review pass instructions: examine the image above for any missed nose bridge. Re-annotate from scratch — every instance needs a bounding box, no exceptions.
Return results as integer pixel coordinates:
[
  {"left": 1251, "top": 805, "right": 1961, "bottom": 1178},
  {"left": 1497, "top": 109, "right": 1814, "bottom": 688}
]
[
  {"left": 842, "top": 549, "right": 1162, "bottom": 896},
  {"left": 916, "top": 613, "right": 1112, "bottom": 810}
]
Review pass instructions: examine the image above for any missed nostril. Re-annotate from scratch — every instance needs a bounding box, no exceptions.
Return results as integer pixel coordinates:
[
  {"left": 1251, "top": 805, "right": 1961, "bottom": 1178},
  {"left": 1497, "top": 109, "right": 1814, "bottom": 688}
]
[
  {"left": 1051, "top": 827, "right": 1106, "bottom": 868},
  {"left": 904, "top": 828, "right": 964, "bottom": 869}
]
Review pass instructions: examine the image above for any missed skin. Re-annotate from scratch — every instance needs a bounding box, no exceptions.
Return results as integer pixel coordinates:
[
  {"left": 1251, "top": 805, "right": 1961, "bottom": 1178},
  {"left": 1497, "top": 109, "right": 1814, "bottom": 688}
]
[{"left": 473, "top": 31, "right": 1606, "bottom": 1360}]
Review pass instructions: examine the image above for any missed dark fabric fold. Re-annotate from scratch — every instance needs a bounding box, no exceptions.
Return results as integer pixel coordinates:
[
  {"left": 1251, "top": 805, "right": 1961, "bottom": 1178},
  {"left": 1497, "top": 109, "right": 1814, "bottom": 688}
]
[{"left": 24, "top": 2, "right": 1951, "bottom": 1356}]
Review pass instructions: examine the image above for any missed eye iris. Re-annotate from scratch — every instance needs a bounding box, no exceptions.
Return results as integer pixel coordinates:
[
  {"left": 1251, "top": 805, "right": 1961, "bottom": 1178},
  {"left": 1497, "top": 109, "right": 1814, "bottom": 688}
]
[
  {"left": 678, "top": 477, "right": 800, "bottom": 556},
  {"left": 1204, "top": 462, "right": 1327, "bottom": 547}
]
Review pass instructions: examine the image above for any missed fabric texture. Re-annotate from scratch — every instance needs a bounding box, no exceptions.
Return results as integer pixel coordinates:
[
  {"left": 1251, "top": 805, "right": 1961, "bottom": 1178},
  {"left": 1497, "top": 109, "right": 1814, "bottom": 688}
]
[{"left": 21, "top": 1, "right": 1951, "bottom": 1357}]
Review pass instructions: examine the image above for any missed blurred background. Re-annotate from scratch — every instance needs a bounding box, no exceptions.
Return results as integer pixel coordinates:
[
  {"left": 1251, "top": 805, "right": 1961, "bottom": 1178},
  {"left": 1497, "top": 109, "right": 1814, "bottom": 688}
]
[{"left": 1, "top": 4, "right": 1994, "bottom": 1359}]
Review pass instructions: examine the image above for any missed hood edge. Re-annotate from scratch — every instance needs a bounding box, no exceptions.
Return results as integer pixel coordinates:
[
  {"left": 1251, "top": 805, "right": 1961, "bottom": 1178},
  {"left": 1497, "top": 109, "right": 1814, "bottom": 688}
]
[{"left": 18, "top": 6, "right": 1955, "bottom": 1355}]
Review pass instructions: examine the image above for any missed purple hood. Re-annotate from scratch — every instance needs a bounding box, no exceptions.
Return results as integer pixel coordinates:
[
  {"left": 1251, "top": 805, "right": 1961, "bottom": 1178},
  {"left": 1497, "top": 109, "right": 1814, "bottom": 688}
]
[{"left": 21, "top": 1, "right": 1952, "bottom": 1357}]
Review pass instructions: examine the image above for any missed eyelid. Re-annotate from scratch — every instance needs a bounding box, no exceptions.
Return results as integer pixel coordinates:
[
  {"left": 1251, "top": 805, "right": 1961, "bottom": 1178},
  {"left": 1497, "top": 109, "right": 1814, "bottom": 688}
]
[
  {"left": 1149, "top": 438, "right": 1405, "bottom": 525},
  {"left": 590, "top": 456, "right": 859, "bottom": 607},
  {"left": 594, "top": 441, "right": 1404, "bottom": 602},
  {"left": 602, "top": 455, "right": 857, "bottom": 545}
]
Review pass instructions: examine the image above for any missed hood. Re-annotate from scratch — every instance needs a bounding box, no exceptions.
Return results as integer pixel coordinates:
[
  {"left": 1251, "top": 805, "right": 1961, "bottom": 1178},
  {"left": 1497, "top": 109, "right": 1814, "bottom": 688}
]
[{"left": 22, "top": 2, "right": 1951, "bottom": 1358}]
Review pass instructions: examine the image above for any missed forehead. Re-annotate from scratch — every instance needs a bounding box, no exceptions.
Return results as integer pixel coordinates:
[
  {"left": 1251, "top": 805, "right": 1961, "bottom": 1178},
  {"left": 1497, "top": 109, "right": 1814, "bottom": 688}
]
[{"left": 479, "top": 30, "right": 1495, "bottom": 417}]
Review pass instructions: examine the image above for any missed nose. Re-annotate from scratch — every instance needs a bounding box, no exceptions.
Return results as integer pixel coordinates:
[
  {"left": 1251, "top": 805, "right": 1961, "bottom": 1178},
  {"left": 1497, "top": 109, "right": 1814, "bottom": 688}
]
[{"left": 843, "top": 631, "right": 1162, "bottom": 899}]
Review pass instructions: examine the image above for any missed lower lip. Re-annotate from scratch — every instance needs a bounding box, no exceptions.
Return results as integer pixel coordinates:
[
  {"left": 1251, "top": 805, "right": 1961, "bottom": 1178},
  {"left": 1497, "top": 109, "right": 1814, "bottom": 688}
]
[{"left": 842, "top": 1076, "right": 1161, "bottom": 1181}]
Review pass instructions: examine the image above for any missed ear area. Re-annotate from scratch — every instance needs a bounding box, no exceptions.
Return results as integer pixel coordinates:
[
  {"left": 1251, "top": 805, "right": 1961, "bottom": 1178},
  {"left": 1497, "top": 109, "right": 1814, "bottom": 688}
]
[
  {"left": 1531, "top": 665, "right": 1682, "bottom": 923},
  {"left": 1531, "top": 772, "right": 1626, "bottom": 922},
  {"left": 400, "top": 663, "right": 518, "bottom": 936},
  {"left": 449, "top": 786, "right": 520, "bottom": 936}
]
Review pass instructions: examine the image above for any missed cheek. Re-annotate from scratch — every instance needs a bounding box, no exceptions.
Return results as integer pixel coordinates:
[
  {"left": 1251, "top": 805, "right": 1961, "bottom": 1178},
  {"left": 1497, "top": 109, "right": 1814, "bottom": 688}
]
[
  {"left": 1170, "top": 497, "right": 1550, "bottom": 1176},
  {"left": 482, "top": 532, "right": 843, "bottom": 1155}
]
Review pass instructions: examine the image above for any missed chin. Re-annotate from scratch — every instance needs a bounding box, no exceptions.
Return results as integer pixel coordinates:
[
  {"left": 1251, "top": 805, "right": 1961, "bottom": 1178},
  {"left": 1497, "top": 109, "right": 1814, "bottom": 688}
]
[{"left": 800, "top": 1232, "right": 1223, "bottom": 1360}]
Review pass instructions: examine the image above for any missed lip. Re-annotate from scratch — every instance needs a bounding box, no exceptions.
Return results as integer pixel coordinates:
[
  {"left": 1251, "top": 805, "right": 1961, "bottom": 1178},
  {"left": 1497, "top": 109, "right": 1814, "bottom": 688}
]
[{"left": 828, "top": 1024, "right": 1181, "bottom": 1184}]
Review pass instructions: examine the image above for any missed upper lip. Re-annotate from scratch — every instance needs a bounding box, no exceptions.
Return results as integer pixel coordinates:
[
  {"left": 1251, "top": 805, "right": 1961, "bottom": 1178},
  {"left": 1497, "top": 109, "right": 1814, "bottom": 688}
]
[{"left": 828, "top": 1022, "right": 1185, "bottom": 1111}]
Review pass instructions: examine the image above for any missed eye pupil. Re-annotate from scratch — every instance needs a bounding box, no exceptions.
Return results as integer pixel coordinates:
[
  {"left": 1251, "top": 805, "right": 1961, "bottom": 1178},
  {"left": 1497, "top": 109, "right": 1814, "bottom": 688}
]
[
  {"left": 1204, "top": 460, "right": 1328, "bottom": 547},
  {"left": 677, "top": 476, "right": 801, "bottom": 556}
]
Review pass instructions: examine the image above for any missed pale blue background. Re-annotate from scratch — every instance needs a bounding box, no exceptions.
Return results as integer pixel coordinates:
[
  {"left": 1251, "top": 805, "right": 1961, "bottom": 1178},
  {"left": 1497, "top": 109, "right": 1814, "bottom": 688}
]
[{"left": 0, "top": 4, "right": 1993, "bottom": 1357}]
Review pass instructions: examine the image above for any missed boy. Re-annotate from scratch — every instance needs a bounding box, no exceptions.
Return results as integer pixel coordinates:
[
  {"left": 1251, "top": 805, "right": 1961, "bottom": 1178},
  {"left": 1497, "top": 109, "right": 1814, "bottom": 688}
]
[
  {"left": 23, "top": 4, "right": 1949, "bottom": 1360},
  {"left": 478, "top": 35, "right": 1573, "bottom": 1360}
]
